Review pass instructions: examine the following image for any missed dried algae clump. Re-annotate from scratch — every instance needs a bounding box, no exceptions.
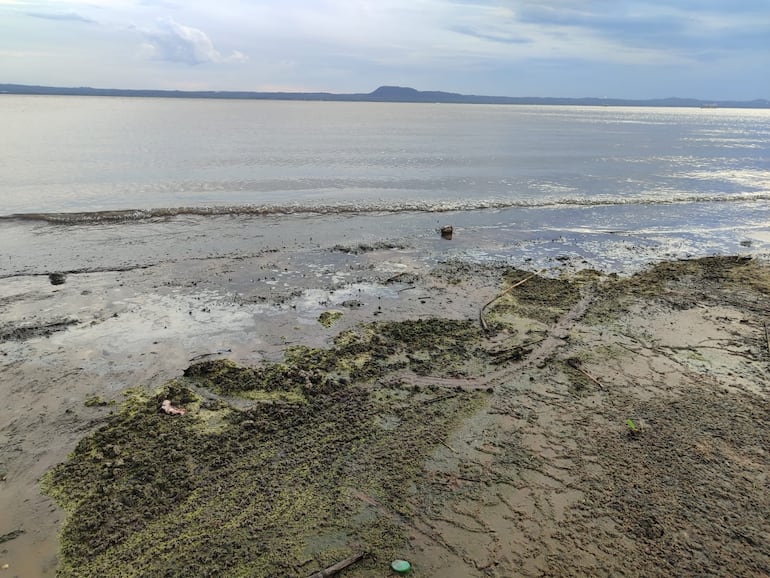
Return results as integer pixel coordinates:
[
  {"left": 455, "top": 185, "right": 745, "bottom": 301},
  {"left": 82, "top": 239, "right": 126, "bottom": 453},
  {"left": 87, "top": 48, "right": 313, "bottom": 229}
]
[
  {"left": 42, "top": 318, "right": 488, "bottom": 578},
  {"left": 318, "top": 310, "right": 343, "bottom": 328}
]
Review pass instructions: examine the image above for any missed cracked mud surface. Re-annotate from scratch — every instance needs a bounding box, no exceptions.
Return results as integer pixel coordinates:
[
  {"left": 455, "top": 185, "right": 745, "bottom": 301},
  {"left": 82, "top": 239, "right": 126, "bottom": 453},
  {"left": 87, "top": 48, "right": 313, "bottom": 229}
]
[
  {"left": 411, "top": 256, "right": 770, "bottom": 577},
  {"left": 2, "top": 254, "right": 770, "bottom": 577}
]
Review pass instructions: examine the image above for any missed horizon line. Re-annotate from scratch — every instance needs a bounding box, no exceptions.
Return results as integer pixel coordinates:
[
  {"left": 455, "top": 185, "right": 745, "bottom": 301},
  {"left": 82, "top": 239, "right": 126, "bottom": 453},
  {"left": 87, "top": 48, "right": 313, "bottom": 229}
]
[{"left": 1, "top": 82, "right": 768, "bottom": 107}]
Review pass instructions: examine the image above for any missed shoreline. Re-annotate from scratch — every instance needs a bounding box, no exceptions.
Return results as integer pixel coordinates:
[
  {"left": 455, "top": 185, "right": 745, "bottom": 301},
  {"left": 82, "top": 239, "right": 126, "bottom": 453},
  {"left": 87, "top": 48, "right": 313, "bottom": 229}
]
[
  {"left": 2, "top": 203, "right": 768, "bottom": 280},
  {"left": 2, "top": 235, "right": 770, "bottom": 574}
]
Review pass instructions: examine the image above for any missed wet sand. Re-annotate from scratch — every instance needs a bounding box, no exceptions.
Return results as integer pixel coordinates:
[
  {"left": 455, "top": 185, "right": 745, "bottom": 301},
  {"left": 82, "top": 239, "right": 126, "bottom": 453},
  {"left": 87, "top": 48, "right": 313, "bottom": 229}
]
[
  {"left": 1, "top": 217, "right": 770, "bottom": 576},
  {"left": 0, "top": 226, "right": 499, "bottom": 576}
]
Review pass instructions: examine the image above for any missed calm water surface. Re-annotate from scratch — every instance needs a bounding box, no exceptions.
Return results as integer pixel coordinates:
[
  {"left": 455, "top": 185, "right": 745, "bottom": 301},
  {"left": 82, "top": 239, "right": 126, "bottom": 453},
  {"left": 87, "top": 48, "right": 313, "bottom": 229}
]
[
  {"left": 1, "top": 96, "right": 769, "bottom": 275},
  {"left": 1, "top": 96, "right": 769, "bottom": 217}
]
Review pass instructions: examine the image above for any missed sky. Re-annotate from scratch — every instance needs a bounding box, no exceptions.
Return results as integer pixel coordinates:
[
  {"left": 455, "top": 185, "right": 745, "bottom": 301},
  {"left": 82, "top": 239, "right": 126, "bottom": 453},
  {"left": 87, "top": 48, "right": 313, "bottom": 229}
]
[{"left": 1, "top": 0, "right": 769, "bottom": 100}]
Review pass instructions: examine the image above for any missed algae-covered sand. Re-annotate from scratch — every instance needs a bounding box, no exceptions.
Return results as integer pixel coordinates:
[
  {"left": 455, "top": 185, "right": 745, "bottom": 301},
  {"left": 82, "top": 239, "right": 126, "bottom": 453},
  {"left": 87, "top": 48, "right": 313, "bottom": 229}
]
[
  {"left": 41, "top": 318, "right": 490, "bottom": 577},
  {"left": 35, "top": 256, "right": 770, "bottom": 577}
]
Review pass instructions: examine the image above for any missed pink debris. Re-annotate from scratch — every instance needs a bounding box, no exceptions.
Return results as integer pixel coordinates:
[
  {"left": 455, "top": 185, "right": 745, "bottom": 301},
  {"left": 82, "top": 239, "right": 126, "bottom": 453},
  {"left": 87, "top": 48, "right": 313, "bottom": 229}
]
[{"left": 161, "top": 399, "right": 186, "bottom": 415}]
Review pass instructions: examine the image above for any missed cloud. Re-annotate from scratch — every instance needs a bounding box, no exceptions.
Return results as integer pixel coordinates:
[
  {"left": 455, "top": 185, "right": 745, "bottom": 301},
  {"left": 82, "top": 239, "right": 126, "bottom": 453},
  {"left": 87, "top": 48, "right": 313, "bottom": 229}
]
[
  {"left": 26, "top": 10, "right": 93, "bottom": 23},
  {"left": 450, "top": 24, "right": 531, "bottom": 45},
  {"left": 512, "top": 0, "right": 769, "bottom": 58},
  {"left": 141, "top": 18, "right": 247, "bottom": 65}
]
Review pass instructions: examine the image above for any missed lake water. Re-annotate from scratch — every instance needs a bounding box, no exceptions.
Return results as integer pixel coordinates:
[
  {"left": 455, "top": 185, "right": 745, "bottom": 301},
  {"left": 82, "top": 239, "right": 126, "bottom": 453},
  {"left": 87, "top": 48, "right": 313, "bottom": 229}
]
[{"left": 1, "top": 96, "right": 769, "bottom": 274}]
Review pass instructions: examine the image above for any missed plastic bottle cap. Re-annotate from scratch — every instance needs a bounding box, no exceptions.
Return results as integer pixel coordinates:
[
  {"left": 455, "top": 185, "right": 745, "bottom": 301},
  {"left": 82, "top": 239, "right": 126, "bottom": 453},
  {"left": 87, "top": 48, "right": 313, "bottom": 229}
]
[{"left": 391, "top": 559, "right": 411, "bottom": 574}]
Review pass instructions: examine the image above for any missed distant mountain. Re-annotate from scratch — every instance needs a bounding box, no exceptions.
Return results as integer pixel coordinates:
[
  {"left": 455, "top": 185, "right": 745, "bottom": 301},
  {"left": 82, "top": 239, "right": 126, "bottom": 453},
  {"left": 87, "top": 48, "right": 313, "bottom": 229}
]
[{"left": 1, "top": 83, "right": 768, "bottom": 108}]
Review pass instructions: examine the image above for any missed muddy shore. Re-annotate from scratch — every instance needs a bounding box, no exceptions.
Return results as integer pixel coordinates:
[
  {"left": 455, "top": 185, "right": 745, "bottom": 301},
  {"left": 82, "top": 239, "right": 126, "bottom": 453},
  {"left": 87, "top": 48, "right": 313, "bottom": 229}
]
[{"left": 1, "top": 237, "right": 770, "bottom": 576}]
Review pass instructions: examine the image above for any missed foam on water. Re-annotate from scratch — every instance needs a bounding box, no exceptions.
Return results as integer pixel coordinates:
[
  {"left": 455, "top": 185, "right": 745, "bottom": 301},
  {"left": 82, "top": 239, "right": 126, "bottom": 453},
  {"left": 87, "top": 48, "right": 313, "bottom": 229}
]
[{"left": 3, "top": 189, "right": 770, "bottom": 225}]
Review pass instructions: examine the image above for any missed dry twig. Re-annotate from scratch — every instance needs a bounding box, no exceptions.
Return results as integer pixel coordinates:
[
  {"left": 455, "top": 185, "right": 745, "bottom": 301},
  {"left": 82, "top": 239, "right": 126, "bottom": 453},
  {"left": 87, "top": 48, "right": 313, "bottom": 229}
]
[
  {"left": 490, "top": 337, "right": 547, "bottom": 364},
  {"left": 765, "top": 322, "right": 770, "bottom": 356},
  {"left": 307, "top": 551, "right": 367, "bottom": 578},
  {"left": 479, "top": 270, "right": 543, "bottom": 332},
  {"left": 565, "top": 358, "right": 605, "bottom": 390}
]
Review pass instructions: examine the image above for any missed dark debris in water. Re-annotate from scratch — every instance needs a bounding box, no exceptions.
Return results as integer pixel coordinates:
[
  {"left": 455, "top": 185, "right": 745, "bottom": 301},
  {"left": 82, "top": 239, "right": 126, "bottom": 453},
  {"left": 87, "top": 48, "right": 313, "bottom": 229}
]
[
  {"left": 331, "top": 241, "right": 409, "bottom": 255},
  {"left": 0, "top": 318, "right": 79, "bottom": 342}
]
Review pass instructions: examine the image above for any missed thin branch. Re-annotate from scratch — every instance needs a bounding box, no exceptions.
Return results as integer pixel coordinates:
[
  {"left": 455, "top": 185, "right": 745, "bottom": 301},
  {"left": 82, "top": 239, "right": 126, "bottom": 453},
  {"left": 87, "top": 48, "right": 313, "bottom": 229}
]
[
  {"left": 480, "top": 270, "right": 543, "bottom": 332},
  {"left": 565, "top": 358, "right": 605, "bottom": 390},
  {"left": 490, "top": 337, "right": 547, "bottom": 364},
  {"left": 307, "top": 551, "right": 367, "bottom": 578},
  {"left": 765, "top": 322, "right": 770, "bottom": 356}
]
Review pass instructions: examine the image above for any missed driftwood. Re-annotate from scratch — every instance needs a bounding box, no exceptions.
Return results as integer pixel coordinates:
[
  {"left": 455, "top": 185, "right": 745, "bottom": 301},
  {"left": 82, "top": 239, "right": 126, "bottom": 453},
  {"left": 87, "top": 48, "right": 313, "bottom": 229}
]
[
  {"left": 423, "top": 392, "right": 459, "bottom": 405},
  {"left": 0, "top": 529, "right": 24, "bottom": 544},
  {"left": 565, "top": 358, "right": 605, "bottom": 390},
  {"left": 765, "top": 322, "right": 770, "bottom": 356},
  {"left": 490, "top": 337, "right": 547, "bottom": 364},
  {"left": 307, "top": 551, "right": 367, "bottom": 578},
  {"left": 479, "top": 271, "right": 542, "bottom": 332},
  {"left": 188, "top": 348, "right": 232, "bottom": 362}
]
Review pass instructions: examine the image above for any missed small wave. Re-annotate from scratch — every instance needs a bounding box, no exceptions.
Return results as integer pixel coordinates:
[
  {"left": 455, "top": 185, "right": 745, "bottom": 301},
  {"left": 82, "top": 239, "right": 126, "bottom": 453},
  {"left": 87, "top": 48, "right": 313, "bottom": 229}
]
[{"left": 3, "top": 192, "right": 770, "bottom": 225}]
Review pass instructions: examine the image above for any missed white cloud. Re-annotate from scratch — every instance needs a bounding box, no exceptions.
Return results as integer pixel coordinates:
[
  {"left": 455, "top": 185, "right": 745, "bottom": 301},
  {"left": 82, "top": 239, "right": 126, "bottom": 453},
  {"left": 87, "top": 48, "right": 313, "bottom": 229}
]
[{"left": 141, "top": 17, "right": 247, "bottom": 65}]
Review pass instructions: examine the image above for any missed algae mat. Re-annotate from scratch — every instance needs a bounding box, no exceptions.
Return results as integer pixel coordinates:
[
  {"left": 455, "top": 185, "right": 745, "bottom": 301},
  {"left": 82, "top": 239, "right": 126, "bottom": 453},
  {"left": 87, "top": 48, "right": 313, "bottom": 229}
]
[{"left": 41, "top": 319, "right": 490, "bottom": 577}]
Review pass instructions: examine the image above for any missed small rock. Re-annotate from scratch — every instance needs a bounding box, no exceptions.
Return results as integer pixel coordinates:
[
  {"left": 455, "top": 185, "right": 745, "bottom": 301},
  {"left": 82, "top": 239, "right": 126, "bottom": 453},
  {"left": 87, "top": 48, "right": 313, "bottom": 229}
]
[
  {"left": 440, "top": 225, "right": 453, "bottom": 240},
  {"left": 49, "top": 272, "right": 67, "bottom": 285}
]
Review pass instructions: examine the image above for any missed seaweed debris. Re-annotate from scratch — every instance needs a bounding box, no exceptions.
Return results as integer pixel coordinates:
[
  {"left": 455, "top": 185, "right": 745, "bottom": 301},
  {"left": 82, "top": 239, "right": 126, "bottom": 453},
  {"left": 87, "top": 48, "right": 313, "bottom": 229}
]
[{"left": 318, "top": 310, "right": 343, "bottom": 328}]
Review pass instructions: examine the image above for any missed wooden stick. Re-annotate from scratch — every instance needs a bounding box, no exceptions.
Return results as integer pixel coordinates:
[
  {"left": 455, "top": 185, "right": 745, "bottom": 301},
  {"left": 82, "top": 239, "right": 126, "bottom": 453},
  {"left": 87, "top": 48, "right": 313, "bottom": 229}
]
[
  {"left": 566, "top": 358, "right": 605, "bottom": 390},
  {"left": 480, "top": 271, "right": 543, "bottom": 332},
  {"left": 490, "top": 337, "right": 547, "bottom": 358},
  {"left": 576, "top": 366, "right": 604, "bottom": 390},
  {"left": 0, "top": 529, "right": 24, "bottom": 544},
  {"left": 307, "top": 551, "right": 367, "bottom": 578},
  {"left": 765, "top": 322, "right": 770, "bottom": 356},
  {"left": 423, "top": 393, "right": 459, "bottom": 405}
]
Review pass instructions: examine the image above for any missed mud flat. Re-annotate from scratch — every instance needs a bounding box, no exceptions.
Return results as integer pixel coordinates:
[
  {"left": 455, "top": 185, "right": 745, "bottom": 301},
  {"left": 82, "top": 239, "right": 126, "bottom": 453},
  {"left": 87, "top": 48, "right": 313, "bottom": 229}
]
[{"left": 2, "top": 250, "right": 770, "bottom": 577}]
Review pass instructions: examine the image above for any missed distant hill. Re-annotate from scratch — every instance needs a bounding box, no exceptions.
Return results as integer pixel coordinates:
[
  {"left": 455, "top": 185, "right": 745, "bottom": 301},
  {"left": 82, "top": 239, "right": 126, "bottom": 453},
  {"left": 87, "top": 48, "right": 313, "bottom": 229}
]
[{"left": 1, "top": 83, "right": 768, "bottom": 108}]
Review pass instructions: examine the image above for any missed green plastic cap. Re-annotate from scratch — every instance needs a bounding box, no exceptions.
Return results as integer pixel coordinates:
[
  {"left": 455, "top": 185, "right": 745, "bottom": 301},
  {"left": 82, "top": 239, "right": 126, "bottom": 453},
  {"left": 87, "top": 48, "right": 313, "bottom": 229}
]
[{"left": 391, "top": 559, "right": 411, "bottom": 574}]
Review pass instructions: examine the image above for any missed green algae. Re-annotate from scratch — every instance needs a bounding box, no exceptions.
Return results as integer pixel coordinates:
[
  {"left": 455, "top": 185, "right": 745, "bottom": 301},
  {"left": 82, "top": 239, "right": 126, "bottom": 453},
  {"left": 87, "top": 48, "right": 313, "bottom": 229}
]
[
  {"left": 318, "top": 310, "right": 343, "bottom": 328},
  {"left": 494, "top": 269, "right": 581, "bottom": 325},
  {"left": 584, "top": 256, "right": 759, "bottom": 324},
  {"left": 42, "top": 317, "right": 489, "bottom": 577},
  {"left": 83, "top": 395, "right": 116, "bottom": 408}
]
